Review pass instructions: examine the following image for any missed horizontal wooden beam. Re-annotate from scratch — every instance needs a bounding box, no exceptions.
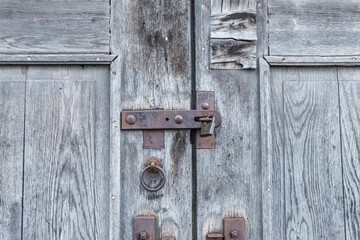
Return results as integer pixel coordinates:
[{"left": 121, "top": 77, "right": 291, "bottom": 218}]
[
  {"left": 0, "top": 54, "right": 117, "bottom": 65},
  {"left": 265, "top": 56, "right": 360, "bottom": 66}
]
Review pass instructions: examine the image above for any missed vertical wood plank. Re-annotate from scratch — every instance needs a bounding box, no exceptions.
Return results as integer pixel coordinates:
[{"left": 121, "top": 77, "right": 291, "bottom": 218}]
[
  {"left": 265, "top": 67, "right": 340, "bottom": 240},
  {"left": 195, "top": 1, "right": 262, "bottom": 239},
  {"left": 259, "top": 59, "right": 272, "bottom": 240},
  {"left": 22, "top": 66, "right": 110, "bottom": 239},
  {"left": 283, "top": 80, "right": 345, "bottom": 239},
  {"left": 337, "top": 67, "right": 360, "bottom": 240},
  {"left": 111, "top": 0, "right": 193, "bottom": 239},
  {"left": 339, "top": 81, "right": 360, "bottom": 240},
  {"left": 0, "top": 67, "right": 25, "bottom": 240}
]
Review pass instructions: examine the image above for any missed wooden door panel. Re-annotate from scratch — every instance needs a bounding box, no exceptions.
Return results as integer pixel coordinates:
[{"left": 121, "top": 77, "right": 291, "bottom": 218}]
[
  {"left": 0, "top": 67, "right": 26, "bottom": 240},
  {"left": 20, "top": 66, "right": 110, "bottom": 239},
  {"left": 283, "top": 81, "right": 344, "bottom": 239},
  {"left": 261, "top": 66, "right": 350, "bottom": 240}
]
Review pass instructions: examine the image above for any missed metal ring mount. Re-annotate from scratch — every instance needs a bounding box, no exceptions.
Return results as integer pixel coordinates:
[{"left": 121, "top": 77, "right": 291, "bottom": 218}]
[{"left": 140, "top": 159, "right": 166, "bottom": 192}]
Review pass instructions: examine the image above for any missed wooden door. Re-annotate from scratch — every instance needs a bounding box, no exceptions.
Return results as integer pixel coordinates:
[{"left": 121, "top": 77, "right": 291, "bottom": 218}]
[
  {"left": 260, "top": 64, "right": 360, "bottom": 240},
  {"left": 1, "top": 0, "right": 262, "bottom": 239}
]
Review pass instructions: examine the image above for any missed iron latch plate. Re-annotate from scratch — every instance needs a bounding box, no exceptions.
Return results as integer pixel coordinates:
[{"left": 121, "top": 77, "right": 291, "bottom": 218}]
[
  {"left": 224, "top": 218, "right": 246, "bottom": 240},
  {"left": 134, "top": 215, "right": 156, "bottom": 240},
  {"left": 121, "top": 91, "right": 221, "bottom": 149}
]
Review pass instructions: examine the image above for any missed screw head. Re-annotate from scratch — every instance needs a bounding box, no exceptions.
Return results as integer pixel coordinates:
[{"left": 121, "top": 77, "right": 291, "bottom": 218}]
[
  {"left": 125, "top": 114, "right": 136, "bottom": 125},
  {"left": 139, "top": 231, "right": 148, "bottom": 240},
  {"left": 201, "top": 102, "right": 210, "bottom": 110},
  {"left": 230, "top": 230, "right": 238, "bottom": 238},
  {"left": 174, "top": 115, "right": 184, "bottom": 124}
]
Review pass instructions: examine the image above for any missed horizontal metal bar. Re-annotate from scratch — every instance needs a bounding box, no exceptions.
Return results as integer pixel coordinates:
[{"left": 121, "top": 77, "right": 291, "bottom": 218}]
[
  {"left": 121, "top": 110, "right": 222, "bottom": 130},
  {"left": 0, "top": 54, "right": 117, "bottom": 65}
]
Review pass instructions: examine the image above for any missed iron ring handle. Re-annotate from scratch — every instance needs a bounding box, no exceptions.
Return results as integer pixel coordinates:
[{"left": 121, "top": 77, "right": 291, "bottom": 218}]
[{"left": 140, "top": 162, "right": 166, "bottom": 192}]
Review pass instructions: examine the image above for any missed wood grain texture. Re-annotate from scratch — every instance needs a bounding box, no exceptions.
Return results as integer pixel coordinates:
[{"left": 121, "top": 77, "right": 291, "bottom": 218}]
[
  {"left": 22, "top": 66, "right": 110, "bottom": 239},
  {"left": 0, "top": 67, "right": 26, "bottom": 240},
  {"left": 337, "top": 67, "right": 360, "bottom": 240},
  {"left": 0, "top": 1, "right": 109, "bottom": 54},
  {"left": 111, "top": 0, "right": 193, "bottom": 239},
  {"left": 265, "top": 56, "right": 360, "bottom": 67},
  {"left": 210, "top": 0, "right": 256, "bottom": 69},
  {"left": 339, "top": 81, "right": 360, "bottom": 240},
  {"left": 0, "top": 54, "right": 116, "bottom": 65},
  {"left": 268, "top": 0, "right": 360, "bottom": 56},
  {"left": 259, "top": 59, "right": 271, "bottom": 240},
  {"left": 263, "top": 67, "right": 343, "bottom": 240},
  {"left": 195, "top": 1, "right": 262, "bottom": 238},
  {"left": 283, "top": 80, "right": 345, "bottom": 239}
]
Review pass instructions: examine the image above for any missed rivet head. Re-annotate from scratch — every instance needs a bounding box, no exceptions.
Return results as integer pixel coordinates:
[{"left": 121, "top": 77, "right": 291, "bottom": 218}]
[
  {"left": 139, "top": 232, "right": 148, "bottom": 240},
  {"left": 230, "top": 230, "right": 238, "bottom": 238},
  {"left": 201, "top": 102, "right": 210, "bottom": 110},
  {"left": 174, "top": 115, "right": 184, "bottom": 124},
  {"left": 125, "top": 114, "right": 136, "bottom": 125}
]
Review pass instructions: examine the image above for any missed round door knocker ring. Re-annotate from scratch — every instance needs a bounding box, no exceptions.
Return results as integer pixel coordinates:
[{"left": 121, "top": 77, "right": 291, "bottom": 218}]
[{"left": 140, "top": 158, "right": 166, "bottom": 192}]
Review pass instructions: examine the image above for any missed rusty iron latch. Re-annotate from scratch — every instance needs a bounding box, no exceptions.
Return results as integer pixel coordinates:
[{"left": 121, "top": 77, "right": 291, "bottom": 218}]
[
  {"left": 121, "top": 91, "right": 222, "bottom": 149},
  {"left": 207, "top": 218, "right": 246, "bottom": 240}
]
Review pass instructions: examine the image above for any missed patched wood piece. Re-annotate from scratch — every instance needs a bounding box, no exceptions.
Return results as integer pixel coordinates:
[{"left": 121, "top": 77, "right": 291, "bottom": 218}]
[{"left": 210, "top": 0, "right": 256, "bottom": 69}]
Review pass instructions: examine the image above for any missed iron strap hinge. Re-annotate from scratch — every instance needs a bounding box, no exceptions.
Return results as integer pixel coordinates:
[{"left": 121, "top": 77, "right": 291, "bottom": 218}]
[{"left": 120, "top": 91, "right": 222, "bottom": 149}]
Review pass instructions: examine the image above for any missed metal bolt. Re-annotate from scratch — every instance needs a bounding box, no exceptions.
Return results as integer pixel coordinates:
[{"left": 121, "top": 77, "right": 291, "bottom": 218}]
[
  {"left": 126, "top": 114, "right": 136, "bottom": 125},
  {"left": 230, "top": 230, "right": 238, "bottom": 238},
  {"left": 201, "top": 102, "right": 210, "bottom": 110},
  {"left": 174, "top": 115, "right": 184, "bottom": 124},
  {"left": 139, "top": 231, "right": 148, "bottom": 240}
]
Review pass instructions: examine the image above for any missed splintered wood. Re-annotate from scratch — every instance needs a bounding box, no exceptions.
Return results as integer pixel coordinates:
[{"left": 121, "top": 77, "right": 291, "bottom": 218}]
[{"left": 210, "top": 0, "right": 257, "bottom": 69}]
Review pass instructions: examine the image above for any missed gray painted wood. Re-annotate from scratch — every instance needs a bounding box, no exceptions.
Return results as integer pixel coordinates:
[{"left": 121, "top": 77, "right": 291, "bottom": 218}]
[
  {"left": 210, "top": 0, "right": 256, "bottom": 69},
  {"left": 283, "top": 80, "right": 345, "bottom": 239},
  {"left": 265, "top": 56, "right": 360, "bottom": 67},
  {"left": 0, "top": 1, "right": 109, "bottom": 54},
  {"left": 22, "top": 66, "right": 110, "bottom": 239},
  {"left": 111, "top": 0, "right": 193, "bottom": 239},
  {"left": 261, "top": 67, "right": 347, "bottom": 240},
  {"left": 259, "top": 59, "right": 271, "bottom": 240},
  {"left": 0, "top": 54, "right": 117, "bottom": 65},
  {"left": 338, "top": 67, "right": 360, "bottom": 240},
  {"left": 0, "top": 67, "right": 25, "bottom": 240},
  {"left": 196, "top": 0, "right": 262, "bottom": 239},
  {"left": 268, "top": 0, "right": 360, "bottom": 56}
]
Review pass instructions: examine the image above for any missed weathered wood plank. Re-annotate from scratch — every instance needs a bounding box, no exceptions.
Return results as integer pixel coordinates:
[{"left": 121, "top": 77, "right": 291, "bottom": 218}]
[
  {"left": 264, "top": 67, "right": 341, "bottom": 240},
  {"left": 338, "top": 81, "right": 360, "bottom": 240},
  {"left": 337, "top": 67, "right": 360, "bottom": 240},
  {"left": 22, "top": 66, "right": 110, "bottom": 239},
  {"left": 210, "top": 0, "right": 256, "bottom": 69},
  {"left": 265, "top": 56, "right": 360, "bottom": 66},
  {"left": 211, "top": 0, "right": 256, "bottom": 13},
  {"left": 0, "top": 54, "right": 116, "bottom": 65},
  {"left": 283, "top": 80, "right": 345, "bottom": 239},
  {"left": 111, "top": 0, "right": 193, "bottom": 239},
  {"left": 259, "top": 59, "right": 272, "bottom": 240},
  {"left": 0, "top": 67, "right": 25, "bottom": 240},
  {"left": 196, "top": 1, "right": 262, "bottom": 238},
  {"left": 0, "top": 1, "right": 109, "bottom": 54},
  {"left": 211, "top": 39, "right": 256, "bottom": 69},
  {"left": 268, "top": 0, "right": 360, "bottom": 55}
]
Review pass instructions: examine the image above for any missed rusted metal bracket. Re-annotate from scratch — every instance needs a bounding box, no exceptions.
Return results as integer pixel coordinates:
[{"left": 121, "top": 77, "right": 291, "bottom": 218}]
[
  {"left": 134, "top": 215, "right": 156, "bottom": 240},
  {"left": 207, "top": 218, "right": 246, "bottom": 240},
  {"left": 121, "top": 91, "right": 222, "bottom": 149}
]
